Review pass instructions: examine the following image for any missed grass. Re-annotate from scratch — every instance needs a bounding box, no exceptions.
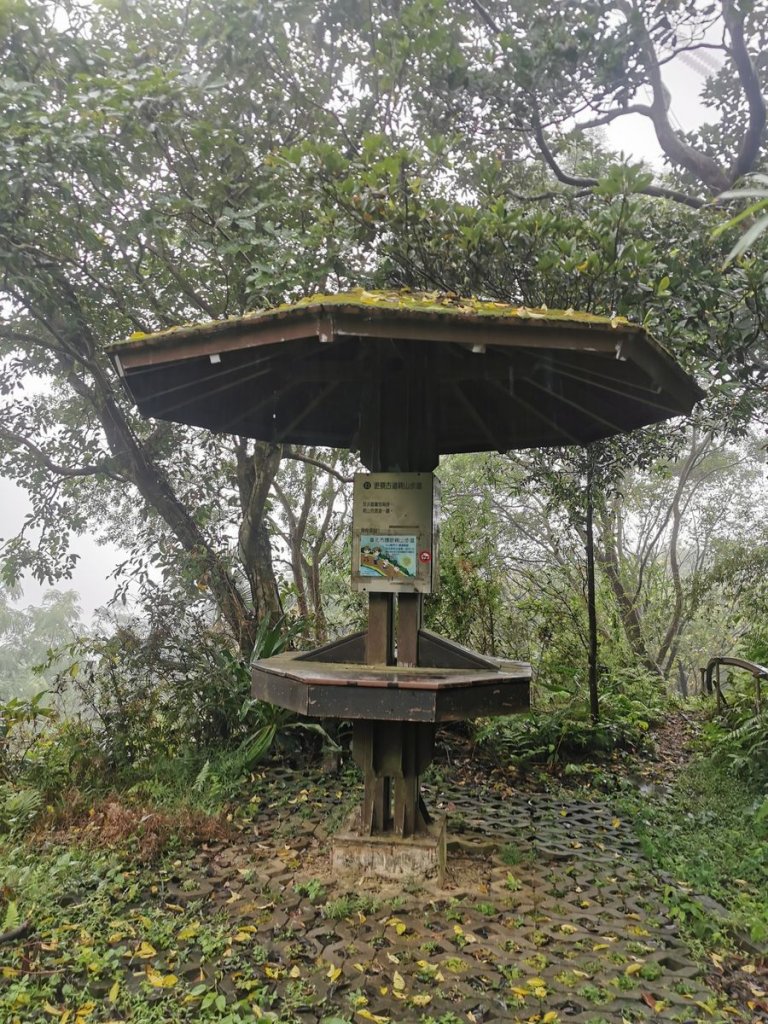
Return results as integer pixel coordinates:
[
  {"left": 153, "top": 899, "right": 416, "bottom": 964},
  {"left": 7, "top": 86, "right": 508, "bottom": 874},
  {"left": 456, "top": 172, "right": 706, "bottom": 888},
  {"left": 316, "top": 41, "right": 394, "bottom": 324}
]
[
  {"left": 0, "top": 838, "right": 277, "bottom": 1023},
  {"left": 615, "top": 752, "right": 768, "bottom": 950}
]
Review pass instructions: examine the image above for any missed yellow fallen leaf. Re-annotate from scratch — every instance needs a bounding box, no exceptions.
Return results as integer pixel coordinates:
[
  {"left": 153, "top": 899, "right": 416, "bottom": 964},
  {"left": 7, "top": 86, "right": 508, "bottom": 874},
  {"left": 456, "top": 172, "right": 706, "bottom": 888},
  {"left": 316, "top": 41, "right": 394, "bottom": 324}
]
[
  {"left": 387, "top": 917, "right": 407, "bottom": 935},
  {"left": 289, "top": 965, "right": 301, "bottom": 978},
  {"left": 611, "top": 818, "right": 621, "bottom": 828},
  {"left": 327, "top": 963, "right": 342, "bottom": 982},
  {"left": 146, "top": 968, "right": 178, "bottom": 988},
  {"left": 43, "top": 1004, "right": 63, "bottom": 1017},
  {"left": 357, "top": 1009, "right": 389, "bottom": 1023},
  {"left": 511, "top": 987, "right": 528, "bottom": 998},
  {"left": 264, "top": 965, "right": 282, "bottom": 979},
  {"left": 108, "top": 981, "right": 119, "bottom": 1003},
  {"left": 593, "top": 944, "right": 610, "bottom": 951},
  {"left": 393, "top": 970, "right": 406, "bottom": 991},
  {"left": 625, "top": 963, "right": 643, "bottom": 975},
  {"left": 543, "top": 1013, "right": 559, "bottom": 1024},
  {"left": 528, "top": 977, "right": 546, "bottom": 987},
  {"left": 742, "top": 964, "right": 757, "bottom": 974},
  {"left": 353, "top": 962, "right": 366, "bottom": 972},
  {"left": 135, "top": 941, "right": 157, "bottom": 959},
  {"left": 411, "top": 994, "right": 432, "bottom": 1006}
]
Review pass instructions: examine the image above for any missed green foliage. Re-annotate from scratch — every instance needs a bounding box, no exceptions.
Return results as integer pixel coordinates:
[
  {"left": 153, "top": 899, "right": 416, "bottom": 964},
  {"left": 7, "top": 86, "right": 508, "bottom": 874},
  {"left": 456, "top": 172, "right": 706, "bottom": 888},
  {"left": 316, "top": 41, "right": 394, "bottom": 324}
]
[
  {"left": 0, "top": 689, "right": 56, "bottom": 781},
  {"left": 714, "top": 173, "right": 768, "bottom": 266},
  {"left": 0, "top": 588, "right": 82, "bottom": 700},
  {"left": 0, "top": 606, "right": 328, "bottom": 822},
  {"left": 701, "top": 677, "right": 768, "bottom": 789},
  {"left": 473, "top": 668, "right": 665, "bottom": 768},
  {"left": 321, "top": 893, "right": 379, "bottom": 920},
  {"left": 619, "top": 752, "right": 768, "bottom": 948},
  {"left": 0, "top": 784, "right": 42, "bottom": 835}
]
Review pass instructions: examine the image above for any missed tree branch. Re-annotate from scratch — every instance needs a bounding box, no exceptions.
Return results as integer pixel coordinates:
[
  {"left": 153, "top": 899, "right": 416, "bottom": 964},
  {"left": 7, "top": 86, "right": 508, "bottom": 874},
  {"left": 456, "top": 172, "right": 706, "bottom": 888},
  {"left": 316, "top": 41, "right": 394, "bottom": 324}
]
[
  {"left": 0, "top": 426, "right": 124, "bottom": 482},
  {"left": 617, "top": 0, "right": 730, "bottom": 193},
  {"left": 531, "top": 110, "right": 706, "bottom": 209},
  {"left": 722, "top": 0, "right": 766, "bottom": 181},
  {"left": 468, "top": 0, "right": 500, "bottom": 33},
  {"left": 281, "top": 446, "right": 354, "bottom": 484},
  {"left": 574, "top": 104, "right": 653, "bottom": 131}
]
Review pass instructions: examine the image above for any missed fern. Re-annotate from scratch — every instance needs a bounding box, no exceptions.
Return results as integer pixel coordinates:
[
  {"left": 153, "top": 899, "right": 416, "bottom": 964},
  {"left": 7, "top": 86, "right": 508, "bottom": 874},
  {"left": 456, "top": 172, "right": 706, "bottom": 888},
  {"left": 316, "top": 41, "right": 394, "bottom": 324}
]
[
  {"left": 1, "top": 900, "right": 19, "bottom": 934},
  {"left": 1, "top": 787, "right": 43, "bottom": 835},
  {"left": 191, "top": 759, "right": 211, "bottom": 793}
]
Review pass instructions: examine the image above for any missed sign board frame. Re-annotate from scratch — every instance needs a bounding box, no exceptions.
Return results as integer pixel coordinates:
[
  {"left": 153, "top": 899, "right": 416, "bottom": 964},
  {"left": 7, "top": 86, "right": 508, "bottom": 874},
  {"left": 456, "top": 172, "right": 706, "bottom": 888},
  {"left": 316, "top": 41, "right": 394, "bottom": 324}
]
[{"left": 351, "top": 472, "right": 440, "bottom": 594}]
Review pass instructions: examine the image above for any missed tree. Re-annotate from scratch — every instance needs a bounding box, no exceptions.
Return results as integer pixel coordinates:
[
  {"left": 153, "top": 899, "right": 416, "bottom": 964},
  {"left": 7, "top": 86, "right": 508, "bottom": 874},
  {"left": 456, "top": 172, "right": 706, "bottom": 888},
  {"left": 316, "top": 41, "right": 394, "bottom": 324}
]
[
  {"left": 377, "top": 0, "right": 766, "bottom": 202},
  {"left": 0, "top": 588, "right": 82, "bottom": 699},
  {"left": 270, "top": 449, "right": 356, "bottom": 643},
  {"left": 1, "top": 0, "right": 765, "bottom": 666},
  {"left": 0, "top": 0, "right": 378, "bottom": 651}
]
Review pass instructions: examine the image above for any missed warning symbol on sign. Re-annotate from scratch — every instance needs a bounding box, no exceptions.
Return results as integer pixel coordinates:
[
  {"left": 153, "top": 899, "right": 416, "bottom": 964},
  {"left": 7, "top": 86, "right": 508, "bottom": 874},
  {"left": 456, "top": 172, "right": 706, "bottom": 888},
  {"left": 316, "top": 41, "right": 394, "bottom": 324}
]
[{"left": 419, "top": 550, "right": 432, "bottom": 564}]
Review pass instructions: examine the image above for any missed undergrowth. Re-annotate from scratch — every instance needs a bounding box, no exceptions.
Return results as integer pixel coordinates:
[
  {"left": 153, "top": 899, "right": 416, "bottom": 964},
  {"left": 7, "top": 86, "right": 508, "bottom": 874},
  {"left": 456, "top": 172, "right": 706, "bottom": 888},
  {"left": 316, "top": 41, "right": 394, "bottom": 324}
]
[
  {"left": 616, "top": 746, "right": 768, "bottom": 951},
  {"left": 472, "top": 668, "right": 666, "bottom": 769}
]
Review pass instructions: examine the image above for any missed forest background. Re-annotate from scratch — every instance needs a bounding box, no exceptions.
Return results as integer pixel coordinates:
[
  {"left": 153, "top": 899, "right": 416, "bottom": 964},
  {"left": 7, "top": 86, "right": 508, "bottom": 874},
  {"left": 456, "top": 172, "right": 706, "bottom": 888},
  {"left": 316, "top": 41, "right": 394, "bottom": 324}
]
[{"left": 1, "top": 0, "right": 767, "bottom": 862}]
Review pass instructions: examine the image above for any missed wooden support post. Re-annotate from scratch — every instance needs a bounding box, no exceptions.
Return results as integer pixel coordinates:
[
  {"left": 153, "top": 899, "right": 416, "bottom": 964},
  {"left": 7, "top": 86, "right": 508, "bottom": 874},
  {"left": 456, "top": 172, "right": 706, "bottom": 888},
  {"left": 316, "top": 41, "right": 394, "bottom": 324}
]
[
  {"left": 397, "top": 593, "right": 421, "bottom": 668},
  {"left": 353, "top": 478, "right": 437, "bottom": 838},
  {"left": 352, "top": 718, "right": 435, "bottom": 838},
  {"left": 367, "top": 593, "right": 394, "bottom": 666}
]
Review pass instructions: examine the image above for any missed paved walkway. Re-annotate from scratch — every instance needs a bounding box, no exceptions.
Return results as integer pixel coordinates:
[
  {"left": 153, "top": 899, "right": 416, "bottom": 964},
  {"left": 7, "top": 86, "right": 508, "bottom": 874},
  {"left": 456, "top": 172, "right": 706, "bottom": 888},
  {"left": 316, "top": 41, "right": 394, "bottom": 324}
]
[{"left": 157, "top": 768, "right": 735, "bottom": 1023}]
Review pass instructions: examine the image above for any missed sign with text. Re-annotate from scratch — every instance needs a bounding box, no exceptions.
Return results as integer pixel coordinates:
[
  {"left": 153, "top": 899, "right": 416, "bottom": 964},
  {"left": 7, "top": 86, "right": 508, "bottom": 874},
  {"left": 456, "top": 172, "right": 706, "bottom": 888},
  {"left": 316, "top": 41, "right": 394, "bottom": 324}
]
[{"left": 351, "top": 473, "right": 440, "bottom": 594}]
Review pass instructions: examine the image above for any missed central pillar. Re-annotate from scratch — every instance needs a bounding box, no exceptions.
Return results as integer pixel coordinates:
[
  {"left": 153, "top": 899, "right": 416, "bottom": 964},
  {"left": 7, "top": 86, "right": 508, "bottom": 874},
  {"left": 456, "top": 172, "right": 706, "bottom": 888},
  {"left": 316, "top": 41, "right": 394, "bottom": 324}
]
[{"left": 352, "top": 590, "right": 436, "bottom": 837}]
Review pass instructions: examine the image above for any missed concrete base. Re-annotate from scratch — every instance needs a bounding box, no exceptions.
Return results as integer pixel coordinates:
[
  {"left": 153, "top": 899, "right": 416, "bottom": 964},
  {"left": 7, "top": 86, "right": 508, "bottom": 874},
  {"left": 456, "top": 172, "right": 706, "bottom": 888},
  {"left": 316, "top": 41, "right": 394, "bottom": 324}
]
[{"left": 332, "top": 815, "right": 446, "bottom": 885}]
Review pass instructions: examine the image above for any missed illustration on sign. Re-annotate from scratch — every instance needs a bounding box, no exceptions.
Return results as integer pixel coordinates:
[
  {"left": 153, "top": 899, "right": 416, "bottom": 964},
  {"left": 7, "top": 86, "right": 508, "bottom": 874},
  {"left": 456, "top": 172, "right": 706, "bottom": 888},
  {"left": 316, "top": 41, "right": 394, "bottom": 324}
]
[{"left": 359, "top": 535, "right": 417, "bottom": 580}]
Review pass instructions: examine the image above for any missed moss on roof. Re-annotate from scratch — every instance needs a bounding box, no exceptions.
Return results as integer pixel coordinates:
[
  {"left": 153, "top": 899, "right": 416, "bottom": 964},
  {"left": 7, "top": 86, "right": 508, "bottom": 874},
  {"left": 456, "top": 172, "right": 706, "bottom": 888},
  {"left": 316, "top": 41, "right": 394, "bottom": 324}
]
[{"left": 115, "top": 288, "right": 639, "bottom": 349}]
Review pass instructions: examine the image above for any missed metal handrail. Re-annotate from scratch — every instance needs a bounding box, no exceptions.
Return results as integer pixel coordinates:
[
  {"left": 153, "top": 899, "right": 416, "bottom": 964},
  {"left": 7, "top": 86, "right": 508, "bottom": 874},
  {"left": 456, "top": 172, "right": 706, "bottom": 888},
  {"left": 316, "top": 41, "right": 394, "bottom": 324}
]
[{"left": 702, "top": 656, "right": 768, "bottom": 713}]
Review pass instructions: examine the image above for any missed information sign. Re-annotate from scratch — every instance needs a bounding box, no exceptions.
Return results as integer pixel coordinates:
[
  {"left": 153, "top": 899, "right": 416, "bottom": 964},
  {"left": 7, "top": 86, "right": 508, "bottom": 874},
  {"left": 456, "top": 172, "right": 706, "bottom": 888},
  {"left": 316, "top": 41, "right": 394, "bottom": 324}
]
[{"left": 351, "top": 472, "right": 440, "bottom": 594}]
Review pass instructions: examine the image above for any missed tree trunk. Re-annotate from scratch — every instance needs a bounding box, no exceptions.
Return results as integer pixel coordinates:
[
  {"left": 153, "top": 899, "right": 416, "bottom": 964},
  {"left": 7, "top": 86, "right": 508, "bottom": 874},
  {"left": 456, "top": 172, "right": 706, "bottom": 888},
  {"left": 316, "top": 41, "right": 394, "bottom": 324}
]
[
  {"left": 235, "top": 439, "right": 284, "bottom": 632},
  {"left": 585, "top": 450, "right": 599, "bottom": 723},
  {"left": 597, "top": 516, "right": 664, "bottom": 679}
]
